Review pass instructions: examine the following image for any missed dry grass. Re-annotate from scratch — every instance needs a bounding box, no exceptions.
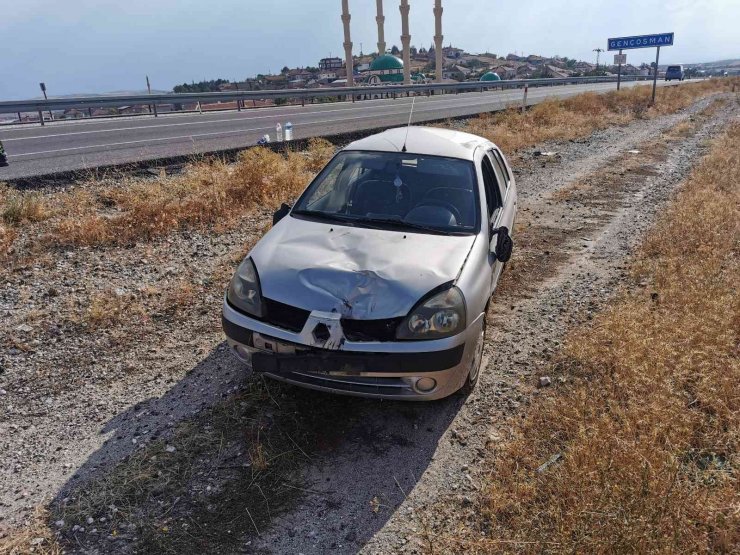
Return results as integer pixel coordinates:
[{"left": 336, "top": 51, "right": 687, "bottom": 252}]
[
  {"left": 43, "top": 138, "right": 335, "bottom": 248},
  {"left": 82, "top": 290, "right": 147, "bottom": 329},
  {"left": 0, "top": 185, "right": 51, "bottom": 225},
  {"left": 0, "top": 506, "right": 62, "bottom": 555},
  {"left": 464, "top": 78, "right": 737, "bottom": 155},
  {"left": 438, "top": 122, "right": 740, "bottom": 553}
]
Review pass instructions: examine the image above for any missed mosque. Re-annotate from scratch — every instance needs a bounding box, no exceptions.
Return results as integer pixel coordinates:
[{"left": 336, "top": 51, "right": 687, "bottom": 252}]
[{"left": 340, "top": 1, "right": 444, "bottom": 86}]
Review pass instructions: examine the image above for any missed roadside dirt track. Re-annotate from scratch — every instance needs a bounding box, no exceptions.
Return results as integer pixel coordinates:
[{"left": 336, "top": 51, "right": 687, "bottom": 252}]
[{"left": 0, "top": 93, "right": 737, "bottom": 554}]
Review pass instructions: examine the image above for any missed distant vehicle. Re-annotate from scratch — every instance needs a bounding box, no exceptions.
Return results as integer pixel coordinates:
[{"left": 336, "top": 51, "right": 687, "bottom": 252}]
[
  {"left": 222, "top": 126, "right": 517, "bottom": 400},
  {"left": 665, "top": 65, "right": 684, "bottom": 81}
]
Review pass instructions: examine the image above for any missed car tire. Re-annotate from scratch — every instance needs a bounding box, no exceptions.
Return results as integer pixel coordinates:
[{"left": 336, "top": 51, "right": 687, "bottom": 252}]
[{"left": 459, "top": 314, "right": 486, "bottom": 396}]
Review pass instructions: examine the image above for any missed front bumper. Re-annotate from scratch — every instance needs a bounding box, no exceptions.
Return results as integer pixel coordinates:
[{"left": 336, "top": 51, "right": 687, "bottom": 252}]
[{"left": 222, "top": 300, "right": 484, "bottom": 400}]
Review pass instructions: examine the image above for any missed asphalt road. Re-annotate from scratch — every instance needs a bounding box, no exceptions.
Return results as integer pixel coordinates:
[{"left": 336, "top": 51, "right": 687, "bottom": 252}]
[{"left": 0, "top": 79, "right": 688, "bottom": 180}]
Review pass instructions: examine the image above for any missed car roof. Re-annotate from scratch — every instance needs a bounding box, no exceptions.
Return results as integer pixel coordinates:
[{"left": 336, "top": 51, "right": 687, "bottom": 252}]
[{"left": 342, "top": 126, "right": 491, "bottom": 161}]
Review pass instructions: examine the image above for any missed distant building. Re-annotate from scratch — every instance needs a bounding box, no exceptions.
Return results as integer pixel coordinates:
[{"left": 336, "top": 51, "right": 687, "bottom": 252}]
[
  {"left": 319, "top": 57, "right": 344, "bottom": 71},
  {"left": 442, "top": 46, "right": 465, "bottom": 59},
  {"left": 506, "top": 53, "right": 526, "bottom": 62},
  {"left": 545, "top": 65, "right": 570, "bottom": 78}
]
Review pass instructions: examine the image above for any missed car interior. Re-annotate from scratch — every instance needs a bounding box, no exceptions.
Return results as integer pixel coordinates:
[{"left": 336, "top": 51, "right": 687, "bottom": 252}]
[{"left": 302, "top": 153, "right": 480, "bottom": 231}]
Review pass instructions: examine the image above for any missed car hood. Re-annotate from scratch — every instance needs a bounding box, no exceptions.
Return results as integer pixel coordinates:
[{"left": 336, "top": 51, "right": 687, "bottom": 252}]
[{"left": 250, "top": 216, "right": 476, "bottom": 319}]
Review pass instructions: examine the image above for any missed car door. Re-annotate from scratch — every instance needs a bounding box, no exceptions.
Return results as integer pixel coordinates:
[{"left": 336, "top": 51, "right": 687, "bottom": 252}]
[
  {"left": 479, "top": 153, "right": 504, "bottom": 294},
  {"left": 484, "top": 148, "right": 516, "bottom": 290}
]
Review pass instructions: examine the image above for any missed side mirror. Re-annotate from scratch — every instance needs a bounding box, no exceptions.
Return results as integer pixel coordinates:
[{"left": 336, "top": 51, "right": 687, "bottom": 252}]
[
  {"left": 272, "top": 203, "right": 291, "bottom": 225},
  {"left": 490, "top": 225, "right": 513, "bottom": 263}
]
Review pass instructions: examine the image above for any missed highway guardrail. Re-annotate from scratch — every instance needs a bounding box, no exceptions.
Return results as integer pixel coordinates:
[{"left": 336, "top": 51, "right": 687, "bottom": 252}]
[{"left": 0, "top": 75, "right": 652, "bottom": 120}]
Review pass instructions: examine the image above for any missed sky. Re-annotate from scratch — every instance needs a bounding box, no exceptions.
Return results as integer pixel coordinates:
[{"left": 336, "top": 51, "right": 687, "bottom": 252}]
[{"left": 0, "top": 0, "right": 737, "bottom": 100}]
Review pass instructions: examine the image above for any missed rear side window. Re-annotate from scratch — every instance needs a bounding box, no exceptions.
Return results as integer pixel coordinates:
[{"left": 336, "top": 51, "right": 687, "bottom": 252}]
[{"left": 490, "top": 149, "right": 511, "bottom": 188}]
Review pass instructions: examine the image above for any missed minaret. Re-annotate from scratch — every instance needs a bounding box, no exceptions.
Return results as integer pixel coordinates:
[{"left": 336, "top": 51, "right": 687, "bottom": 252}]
[
  {"left": 375, "top": 0, "right": 386, "bottom": 56},
  {"left": 399, "top": 0, "right": 411, "bottom": 84},
  {"left": 434, "top": 0, "right": 443, "bottom": 83},
  {"left": 341, "top": 0, "right": 354, "bottom": 87}
]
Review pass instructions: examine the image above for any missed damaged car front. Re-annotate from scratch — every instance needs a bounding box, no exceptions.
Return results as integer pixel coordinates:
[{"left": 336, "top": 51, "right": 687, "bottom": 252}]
[{"left": 222, "top": 127, "right": 516, "bottom": 400}]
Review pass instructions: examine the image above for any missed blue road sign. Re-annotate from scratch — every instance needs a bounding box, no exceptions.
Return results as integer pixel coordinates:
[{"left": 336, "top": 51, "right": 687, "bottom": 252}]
[{"left": 607, "top": 33, "right": 674, "bottom": 51}]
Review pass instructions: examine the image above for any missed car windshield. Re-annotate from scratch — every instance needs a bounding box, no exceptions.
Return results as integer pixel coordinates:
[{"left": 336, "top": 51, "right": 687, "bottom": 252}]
[{"left": 292, "top": 151, "right": 480, "bottom": 235}]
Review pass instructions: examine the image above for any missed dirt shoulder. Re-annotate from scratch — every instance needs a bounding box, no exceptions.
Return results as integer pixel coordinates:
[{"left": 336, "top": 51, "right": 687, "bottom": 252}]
[{"left": 0, "top": 93, "right": 737, "bottom": 554}]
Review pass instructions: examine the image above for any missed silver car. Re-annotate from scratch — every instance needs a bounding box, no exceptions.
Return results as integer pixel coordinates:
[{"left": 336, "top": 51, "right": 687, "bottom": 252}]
[{"left": 222, "top": 126, "right": 517, "bottom": 400}]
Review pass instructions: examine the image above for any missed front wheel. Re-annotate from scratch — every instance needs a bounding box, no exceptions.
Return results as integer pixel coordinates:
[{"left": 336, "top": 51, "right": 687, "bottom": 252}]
[{"left": 459, "top": 316, "right": 486, "bottom": 396}]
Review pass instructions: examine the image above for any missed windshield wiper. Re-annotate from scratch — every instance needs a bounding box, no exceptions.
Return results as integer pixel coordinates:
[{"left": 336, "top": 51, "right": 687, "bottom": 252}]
[
  {"left": 291, "top": 210, "right": 360, "bottom": 225},
  {"left": 356, "top": 217, "right": 456, "bottom": 235}
]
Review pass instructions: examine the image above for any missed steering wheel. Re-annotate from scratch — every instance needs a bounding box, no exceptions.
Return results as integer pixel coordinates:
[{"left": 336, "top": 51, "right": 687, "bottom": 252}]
[
  {"left": 351, "top": 179, "right": 410, "bottom": 215},
  {"left": 410, "top": 198, "right": 462, "bottom": 224}
]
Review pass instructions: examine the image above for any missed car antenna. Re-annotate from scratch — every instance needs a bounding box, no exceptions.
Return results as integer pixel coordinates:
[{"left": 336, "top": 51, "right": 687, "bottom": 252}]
[{"left": 401, "top": 97, "right": 415, "bottom": 152}]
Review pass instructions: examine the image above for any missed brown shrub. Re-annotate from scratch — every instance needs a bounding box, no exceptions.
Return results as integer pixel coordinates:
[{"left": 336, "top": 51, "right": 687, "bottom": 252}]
[{"left": 1, "top": 186, "right": 50, "bottom": 225}]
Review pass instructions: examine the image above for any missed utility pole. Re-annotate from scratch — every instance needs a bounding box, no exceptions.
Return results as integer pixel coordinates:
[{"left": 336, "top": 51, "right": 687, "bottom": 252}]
[{"left": 593, "top": 48, "right": 604, "bottom": 70}]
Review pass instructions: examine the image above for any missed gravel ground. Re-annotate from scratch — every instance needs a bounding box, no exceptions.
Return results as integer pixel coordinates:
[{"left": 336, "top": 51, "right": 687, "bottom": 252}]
[{"left": 0, "top": 93, "right": 736, "bottom": 552}]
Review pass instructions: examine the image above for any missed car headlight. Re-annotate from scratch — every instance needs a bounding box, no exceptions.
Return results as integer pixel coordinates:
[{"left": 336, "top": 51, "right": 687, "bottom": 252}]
[
  {"left": 227, "top": 257, "right": 264, "bottom": 318},
  {"left": 397, "top": 286, "right": 466, "bottom": 340}
]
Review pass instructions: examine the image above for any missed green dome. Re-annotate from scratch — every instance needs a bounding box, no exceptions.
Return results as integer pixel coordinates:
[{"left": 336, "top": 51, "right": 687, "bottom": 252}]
[
  {"left": 370, "top": 54, "right": 404, "bottom": 71},
  {"left": 480, "top": 71, "right": 501, "bottom": 82}
]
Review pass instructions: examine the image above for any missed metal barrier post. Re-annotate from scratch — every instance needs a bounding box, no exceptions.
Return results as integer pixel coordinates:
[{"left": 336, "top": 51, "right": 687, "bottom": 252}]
[
  {"left": 522, "top": 84, "right": 528, "bottom": 113},
  {"left": 38, "top": 110, "right": 44, "bottom": 126}
]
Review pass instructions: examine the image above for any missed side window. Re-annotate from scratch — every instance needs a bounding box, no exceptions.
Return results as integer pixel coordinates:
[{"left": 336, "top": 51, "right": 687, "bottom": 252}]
[
  {"left": 491, "top": 149, "right": 511, "bottom": 188},
  {"left": 481, "top": 156, "right": 502, "bottom": 219},
  {"left": 487, "top": 150, "right": 508, "bottom": 201}
]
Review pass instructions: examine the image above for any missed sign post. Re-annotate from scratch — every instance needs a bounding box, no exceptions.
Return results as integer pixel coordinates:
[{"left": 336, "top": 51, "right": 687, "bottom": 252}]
[
  {"left": 614, "top": 51, "right": 626, "bottom": 90},
  {"left": 652, "top": 46, "right": 661, "bottom": 104},
  {"left": 608, "top": 32, "right": 674, "bottom": 104}
]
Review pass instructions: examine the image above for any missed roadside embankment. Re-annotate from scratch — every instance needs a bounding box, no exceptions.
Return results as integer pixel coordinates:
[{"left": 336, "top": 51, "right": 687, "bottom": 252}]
[{"left": 430, "top": 122, "right": 739, "bottom": 553}]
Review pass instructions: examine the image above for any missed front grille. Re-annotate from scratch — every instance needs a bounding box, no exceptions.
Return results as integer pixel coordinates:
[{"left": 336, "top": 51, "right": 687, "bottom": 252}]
[
  {"left": 262, "top": 298, "right": 310, "bottom": 332},
  {"left": 260, "top": 298, "right": 403, "bottom": 342},
  {"left": 341, "top": 317, "right": 404, "bottom": 342}
]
